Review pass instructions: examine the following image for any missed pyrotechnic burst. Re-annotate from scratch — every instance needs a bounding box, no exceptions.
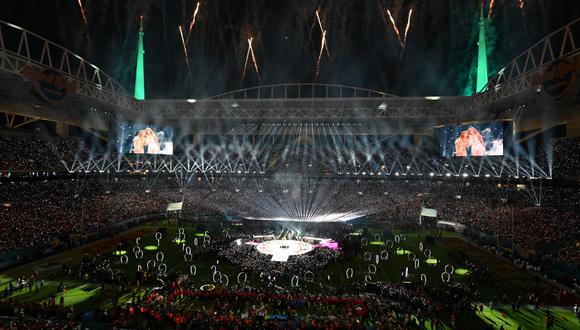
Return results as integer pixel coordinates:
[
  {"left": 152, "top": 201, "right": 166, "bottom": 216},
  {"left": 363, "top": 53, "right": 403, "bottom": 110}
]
[
  {"left": 315, "top": 9, "right": 330, "bottom": 79},
  {"left": 316, "top": 30, "right": 327, "bottom": 79},
  {"left": 315, "top": 10, "right": 330, "bottom": 58},
  {"left": 488, "top": 0, "right": 495, "bottom": 19},
  {"left": 517, "top": 0, "right": 525, "bottom": 17},
  {"left": 186, "top": 2, "right": 201, "bottom": 45},
  {"left": 385, "top": 9, "right": 413, "bottom": 52},
  {"left": 242, "top": 37, "right": 260, "bottom": 82},
  {"left": 76, "top": 0, "right": 91, "bottom": 44},
  {"left": 178, "top": 25, "right": 192, "bottom": 75},
  {"left": 386, "top": 10, "right": 403, "bottom": 49},
  {"left": 403, "top": 9, "right": 413, "bottom": 47}
]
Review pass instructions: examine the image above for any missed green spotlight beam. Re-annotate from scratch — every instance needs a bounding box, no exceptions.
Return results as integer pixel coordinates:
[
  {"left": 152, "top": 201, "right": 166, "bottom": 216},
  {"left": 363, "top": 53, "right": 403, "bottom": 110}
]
[
  {"left": 134, "top": 16, "right": 145, "bottom": 100},
  {"left": 476, "top": 2, "right": 489, "bottom": 93}
]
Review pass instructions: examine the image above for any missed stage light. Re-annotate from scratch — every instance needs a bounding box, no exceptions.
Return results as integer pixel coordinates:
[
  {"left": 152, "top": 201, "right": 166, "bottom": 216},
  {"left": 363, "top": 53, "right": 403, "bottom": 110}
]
[
  {"left": 187, "top": 99, "right": 196, "bottom": 103},
  {"left": 377, "top": 102, "right": 387, "bottom": 111},
  {"left": 425, "top": 96, "right": 441, "bottom": 100},
  {"left": 445, "top": 173, "right": 451, "bottom": 177},
  {"left": 429, "top": 172, "right": 434, "bottom": 176},
  {"left": 395, "top": 172, "right": 399, "bottom": 176},
  {"left": 462, "top": 173, "right": 469, "bottom": 177}
]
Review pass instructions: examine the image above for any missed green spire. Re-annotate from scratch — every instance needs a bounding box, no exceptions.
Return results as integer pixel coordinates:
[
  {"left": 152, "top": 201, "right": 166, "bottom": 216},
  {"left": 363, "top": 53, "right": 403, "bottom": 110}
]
[
  {"left": 134, "top": 16, "right": 145, "bottom": 100},
  {"left": 476, "top": 2, "right": 489, "bottom": 93}
]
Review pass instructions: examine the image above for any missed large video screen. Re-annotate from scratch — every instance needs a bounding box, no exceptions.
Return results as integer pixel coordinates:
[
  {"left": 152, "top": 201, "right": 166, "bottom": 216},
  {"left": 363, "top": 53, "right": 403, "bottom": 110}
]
[
  {"left": 441, "top": 123, "right": 503, "bottom": 157},
  {"left": 118, "top": 123, "right": 174, "bottom": 155}
]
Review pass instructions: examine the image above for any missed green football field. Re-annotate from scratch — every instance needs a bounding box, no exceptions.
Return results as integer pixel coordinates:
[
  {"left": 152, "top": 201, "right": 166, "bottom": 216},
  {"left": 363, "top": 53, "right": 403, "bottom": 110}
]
[{"left": 1, "top": 222, "right": 578, "bottom": 329}]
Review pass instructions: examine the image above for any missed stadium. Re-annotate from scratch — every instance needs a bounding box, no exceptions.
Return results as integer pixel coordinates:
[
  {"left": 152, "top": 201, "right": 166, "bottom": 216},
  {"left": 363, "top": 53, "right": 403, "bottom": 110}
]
[{"left": 0, "top": 1, "right": 579, "bottom": 329}]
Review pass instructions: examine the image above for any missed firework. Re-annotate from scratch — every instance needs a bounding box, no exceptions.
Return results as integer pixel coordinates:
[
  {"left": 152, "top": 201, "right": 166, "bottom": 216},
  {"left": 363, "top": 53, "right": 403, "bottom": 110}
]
[
  {"left": 386, "top": 10, "right": 404, "bottom": 48},
  {"left": 403, "top": 9, "right": 413, "bottom": 48},
  {"left": 518, "top": 0, "right": 525, "bottom": 17},
  {"left": 76, "top": 0, "right": 91, "bottom": 44},
  {"left": 186, "top": 2, "right": 201, "bottom": 44},
  {"left": 248, "top": 37, "right": 260, "bottom": 81},
  {"left": 316, "top": 29, "right": 327, "bottom": 79},
  {"left": 315, "top": 10, "right": 330, "bottom": 57},
  {"left": 242, "top": 37, "right": 260, "bottom": 82},
  {"left": 178, "top": 25, "right": 191, "bottom": 74},
  {"left": 488, "top": 0, "right": 495, "bottom": 19},
  {"left": 76, "top": 0, "right": 89, "bottom": 27}
]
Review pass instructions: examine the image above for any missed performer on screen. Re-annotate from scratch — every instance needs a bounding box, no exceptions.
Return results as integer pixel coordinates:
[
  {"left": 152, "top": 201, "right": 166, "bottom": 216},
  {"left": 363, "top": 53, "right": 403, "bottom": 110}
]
[
  {"left": 454, "top": 131, "right": 469, "bottom": 156},
  {"left": 467, "top": 127, "right": 486, "bottom": 156},
  {"left": 132, "top": 130, "right": 146, "bottom": 154},
  {"left": 144, "top": 127, "right": 160, "bottom": 154}
]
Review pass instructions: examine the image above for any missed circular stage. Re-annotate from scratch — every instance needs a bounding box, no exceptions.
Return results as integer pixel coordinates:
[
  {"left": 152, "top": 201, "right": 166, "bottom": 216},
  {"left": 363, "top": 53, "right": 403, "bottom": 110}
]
[{"left": 256, "top": 240, "right": 314, "bottom": 262}]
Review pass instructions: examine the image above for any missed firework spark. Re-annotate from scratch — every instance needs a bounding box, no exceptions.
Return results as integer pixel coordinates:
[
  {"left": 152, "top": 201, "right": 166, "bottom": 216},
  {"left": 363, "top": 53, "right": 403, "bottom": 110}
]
[
  {"left": 186, "top": 2, "right": 201, "bottom": 44},
  {"left": 316, "top": 30, "right": 327, "bottom": 79},
  {"left": 249, "top": 37, "right": 260, "bottom": 81},
  {"left": 315, "top": 10, "right": 330, "bottom": 58},
  {"left": 386, "top": 10, "right": 404, "bottom": 48},
  {"left": 488, "top": 0, "right": 495, "bottom": 19},
  {"left": 178, "top": 25, "right": 191, "bottom": 74},
  {"left": 242, "top": 37, "right": 260, "bottom": 82},
  {"left": 76, "top": 0, "right": 89, "bottom": 26},
  {"left": 76, "top": 0, "right": 91, "bottom": 44},
  {"left": 403, "top": 9, "right": 413, "bottom": 47}
]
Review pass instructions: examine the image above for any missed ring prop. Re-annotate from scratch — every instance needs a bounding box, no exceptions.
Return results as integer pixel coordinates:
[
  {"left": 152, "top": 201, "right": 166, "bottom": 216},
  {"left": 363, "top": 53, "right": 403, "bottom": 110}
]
[
  {"left": 363, "top": 252, "right": 372, "bottom": 261},
  {"left": 237, "top": 272, "right": 247, "bottom": 284},
  {"left": 380, "top": 250, "right": 389, "bottom": 260},
  {"left": 158, "top": 263, "right": 167, "bottom": 274},
  {"left": 213, "top": 271, "right": 221, "bottom": 283},
  {"left": 304, "top": 271, "right": 314, "bottom": 282},
  {"left": 291, "top": 275, "right": 299, "bottom": 287},
  {"left": 345, "top": 268, "right": 354, "bottom": 279},
  {"left": 445, "top": 265, "right": 455, "bottom": 275},
  {"left": 220, "top": 274, "right": 229, "bottom": 286},
  {"left": 155, "top": 252, "right": 164, "bottom": 262}
]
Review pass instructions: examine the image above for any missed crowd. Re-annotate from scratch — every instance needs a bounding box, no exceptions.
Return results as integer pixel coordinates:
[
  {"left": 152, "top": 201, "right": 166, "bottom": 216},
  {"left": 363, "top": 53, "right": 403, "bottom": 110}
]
[
  {"left": 0, "top": 178, "right": 169, "bottom": 255},
  {"left": 0, "top": 135, "right": 90, "bottom": 172},
  {"left": 553, "top": 137, "right": 580, "bottom": 178},
  {"left": 1, "top": 172, "right": 579, "bottom": 260}
]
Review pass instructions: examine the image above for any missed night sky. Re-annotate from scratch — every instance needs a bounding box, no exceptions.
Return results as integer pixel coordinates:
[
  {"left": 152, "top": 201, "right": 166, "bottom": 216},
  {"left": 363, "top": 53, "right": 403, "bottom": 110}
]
[{"left": 1, "top": 0, "right": 578, "bottom": 98}]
